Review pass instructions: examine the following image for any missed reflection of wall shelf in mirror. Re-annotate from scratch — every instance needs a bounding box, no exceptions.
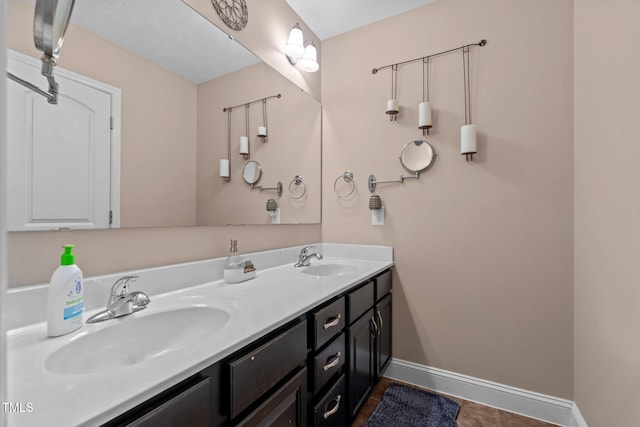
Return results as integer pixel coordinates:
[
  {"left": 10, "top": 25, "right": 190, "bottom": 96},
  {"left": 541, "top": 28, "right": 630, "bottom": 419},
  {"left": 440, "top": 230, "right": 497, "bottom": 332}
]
[
  {"left": 223, "top": 93, "right": 282, "bottom": 144},
  {"left": 368, "top": 140, "right": 436, "bottom": 193}
]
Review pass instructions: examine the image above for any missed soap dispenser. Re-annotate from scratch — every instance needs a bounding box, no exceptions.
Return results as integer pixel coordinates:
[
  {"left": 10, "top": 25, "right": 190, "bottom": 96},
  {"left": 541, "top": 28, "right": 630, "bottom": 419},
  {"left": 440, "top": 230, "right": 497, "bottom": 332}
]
[
  {"left": 223, "top": 239, "right": 244, "bottom": 284},
  {"left": 47, "top": 245, "right": 83, "bottom": 337}
]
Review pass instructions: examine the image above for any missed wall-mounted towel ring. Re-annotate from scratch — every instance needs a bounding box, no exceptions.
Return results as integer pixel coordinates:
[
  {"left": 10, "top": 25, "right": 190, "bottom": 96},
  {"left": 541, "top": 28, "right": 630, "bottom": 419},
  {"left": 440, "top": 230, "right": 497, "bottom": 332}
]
[
  {"left": 334, "top": 171, "right": 356, "bottom": 199},
  {"left": 289, "top": 175, "right": 307, "bottom": 200}
]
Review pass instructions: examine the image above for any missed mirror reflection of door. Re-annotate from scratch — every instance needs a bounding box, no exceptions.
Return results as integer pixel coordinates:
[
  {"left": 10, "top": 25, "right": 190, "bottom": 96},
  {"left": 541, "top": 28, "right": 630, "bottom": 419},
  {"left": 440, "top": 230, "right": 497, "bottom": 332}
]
[{"left": 7, "top": 50, "right": 121, "bottom": 230}]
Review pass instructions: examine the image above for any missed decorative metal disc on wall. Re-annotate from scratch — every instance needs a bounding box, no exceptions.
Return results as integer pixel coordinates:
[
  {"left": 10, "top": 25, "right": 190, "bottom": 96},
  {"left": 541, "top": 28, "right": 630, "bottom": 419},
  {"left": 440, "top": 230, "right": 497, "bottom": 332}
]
[{"left": 210, "top": 0, "right": 248, "bottom": 31}]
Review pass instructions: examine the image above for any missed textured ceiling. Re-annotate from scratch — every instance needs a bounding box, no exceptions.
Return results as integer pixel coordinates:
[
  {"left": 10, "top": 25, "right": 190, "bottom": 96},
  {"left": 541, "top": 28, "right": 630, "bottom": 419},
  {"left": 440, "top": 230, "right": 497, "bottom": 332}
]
[
  {"left": 284, "top": 0, "right": 438, "bottom": 40},
  {"left": 33, "top": 0, "right": 438, "bottom": 83},
  {"left": 66, "top": 0, "right": 259, "bottom": 84}
]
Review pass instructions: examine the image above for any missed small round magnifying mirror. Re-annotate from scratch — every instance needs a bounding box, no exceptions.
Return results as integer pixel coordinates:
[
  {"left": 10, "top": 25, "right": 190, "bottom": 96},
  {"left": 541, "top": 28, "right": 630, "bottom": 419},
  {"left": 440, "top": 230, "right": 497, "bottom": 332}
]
[
  {"left": 242, "top": 160, "right": 262, "bottom": 185},
  {"left": 400, "top": 140, "right": 436, "bottom": 174},
  {"left": 34, "top": 0, "right": 76, "bottom": 61}
]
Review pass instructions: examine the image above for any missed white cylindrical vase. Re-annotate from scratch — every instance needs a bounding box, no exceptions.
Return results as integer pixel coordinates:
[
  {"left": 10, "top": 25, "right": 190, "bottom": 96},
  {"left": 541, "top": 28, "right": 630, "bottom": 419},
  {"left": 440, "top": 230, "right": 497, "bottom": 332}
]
[
  {"left": 461, "top": 124, "right": 477, "bottom": 155},
  {"left": 418, "top": 102, "right": 432, "bottom": 129},
  {"left": 239, "top": 136, "right": 249, "bottom": 155},
  {"left": 386, "top": 99, "right": 399, "bottom": 115},
  {"left": 257, "top": 126, "right": 267, "bottom": 138},
  {"left": 219, "top": 159, "right": 230, "bottom": 178}
]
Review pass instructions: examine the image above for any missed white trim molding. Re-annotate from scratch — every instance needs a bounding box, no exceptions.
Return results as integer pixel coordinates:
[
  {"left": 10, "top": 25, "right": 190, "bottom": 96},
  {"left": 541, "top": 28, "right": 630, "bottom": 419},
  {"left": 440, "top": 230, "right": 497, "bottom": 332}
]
[
  {"left": 570, "top": 403, "right": 588, "bottom": 427},
  {"left": 385, "top": 358, "right": 587, "bottom": 427}
]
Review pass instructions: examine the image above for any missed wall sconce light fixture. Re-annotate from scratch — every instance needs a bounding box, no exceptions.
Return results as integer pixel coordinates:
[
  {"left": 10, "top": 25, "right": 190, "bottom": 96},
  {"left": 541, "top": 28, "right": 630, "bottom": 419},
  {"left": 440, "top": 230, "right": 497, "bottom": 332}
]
[
  {"left": 461, "top": 46, "right": 477, "bottom": 162},
  {"left": 385, "top": 64, "right": 399, "bottom": 121},
  {"left": 285, "top": 23, "right": 319, "bottom": 73},
  {"left": 240, "top": 104, "right": 250, "bottom": 159},
  {"left": 220, "top": 108, "right": 232, "bottom": 182}
]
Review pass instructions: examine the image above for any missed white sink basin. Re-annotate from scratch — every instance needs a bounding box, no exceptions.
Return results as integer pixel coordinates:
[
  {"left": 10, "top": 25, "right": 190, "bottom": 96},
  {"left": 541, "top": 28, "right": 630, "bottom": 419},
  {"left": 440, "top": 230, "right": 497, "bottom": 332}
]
[
  {"left": 45, "top": 305, "right": 230, "bottom": 375},
  {"left": 301, "top": 260, "right": 363, "bottom": 277}
]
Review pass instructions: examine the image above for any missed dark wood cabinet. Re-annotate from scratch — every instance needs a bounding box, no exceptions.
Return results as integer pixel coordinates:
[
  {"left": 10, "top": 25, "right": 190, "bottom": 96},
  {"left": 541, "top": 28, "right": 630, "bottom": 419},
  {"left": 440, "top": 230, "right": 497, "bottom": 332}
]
[
  {"left": 374, "top": 293, "right": 392, "bottom": 380},
  {"left": 105, "top": 268, "right": 392, "bottom": 427},
  {"left": 228, "top": 320, "right": 307, "bottom": 419},
  {"left": 236, "top": 368, "right": 307, "bottom": 427},
  {"left": 347, "top": 308, "right": 376, "bottom": 420},
  {"left": 312, "top": 374, "right": 346, "bottom": 427},
  {"left": 346, "top": 271, "right": 393, "bottom": 424},
  {"left": 103, "top": 374, "right": 215, "bottom": 427}
]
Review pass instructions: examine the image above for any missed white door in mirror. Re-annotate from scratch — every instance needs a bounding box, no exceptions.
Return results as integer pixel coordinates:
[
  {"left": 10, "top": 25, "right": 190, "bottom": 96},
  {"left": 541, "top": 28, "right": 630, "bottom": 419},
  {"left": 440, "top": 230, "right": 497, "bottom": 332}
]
[{"left": 7, "top": 50, "right": 120, "bottom": 231}]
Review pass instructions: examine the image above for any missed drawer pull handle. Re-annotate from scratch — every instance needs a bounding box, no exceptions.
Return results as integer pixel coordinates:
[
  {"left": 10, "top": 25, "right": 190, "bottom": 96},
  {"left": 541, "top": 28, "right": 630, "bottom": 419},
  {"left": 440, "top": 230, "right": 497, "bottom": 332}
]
[
  {"left": 369, "top": 317, "right": 379, "bottom": 337},
  {"left": 323, "top": 314, "right": 341, "bottom": 330},
  {"left": 323, "top": 395, "right": 341, "bottom": 419},
  {"left": 323, "top": 351, "right": 342, "bottom": 371},
  {"left": 376, "top": 310, "right": 384, "bottom": 334}
]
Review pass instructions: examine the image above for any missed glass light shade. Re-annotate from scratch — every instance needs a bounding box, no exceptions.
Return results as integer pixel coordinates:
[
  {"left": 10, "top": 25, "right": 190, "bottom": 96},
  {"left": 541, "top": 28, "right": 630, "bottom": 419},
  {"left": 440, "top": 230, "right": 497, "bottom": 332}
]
[
  {"left": 284, "top": 25, "right": 305, "bottom": 59},
  {"left": 298, "top": 42, "right": 319, "bottom": 73}
]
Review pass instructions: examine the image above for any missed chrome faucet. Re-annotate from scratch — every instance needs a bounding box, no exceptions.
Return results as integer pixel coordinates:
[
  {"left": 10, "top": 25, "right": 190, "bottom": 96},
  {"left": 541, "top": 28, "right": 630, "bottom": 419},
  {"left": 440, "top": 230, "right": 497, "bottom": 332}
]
[
  {"left": 86, "top": 276, "right": 150, "bottom": 323},
  {"left": 294, "top": 246, "right": 323, "bottom": 267}
]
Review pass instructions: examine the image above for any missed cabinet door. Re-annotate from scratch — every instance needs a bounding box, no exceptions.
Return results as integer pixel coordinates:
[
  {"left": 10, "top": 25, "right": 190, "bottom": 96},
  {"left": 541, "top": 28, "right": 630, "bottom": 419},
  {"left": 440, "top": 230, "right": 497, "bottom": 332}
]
[
  {"left": 375, "top": 294, "right": 392, "bottom": 380},
  {"left": 126, "top": 377, "right": 210, "bottom": 427},
  {"left": 347, "top": 308, "right": 375, "bottom": 422},
  {"left": 236, "top": 367, "right": 307, "bottom": 427}
]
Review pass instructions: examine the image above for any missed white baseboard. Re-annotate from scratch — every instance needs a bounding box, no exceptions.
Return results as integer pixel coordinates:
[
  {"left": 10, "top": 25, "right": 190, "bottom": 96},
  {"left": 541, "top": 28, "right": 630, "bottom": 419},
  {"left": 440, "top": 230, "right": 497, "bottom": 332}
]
[
  {"left": 384, "top": 358, "right": 587, "bottom": 427},
  {"left": 569, "top": 403, "right": 588, "bottom": 427}
]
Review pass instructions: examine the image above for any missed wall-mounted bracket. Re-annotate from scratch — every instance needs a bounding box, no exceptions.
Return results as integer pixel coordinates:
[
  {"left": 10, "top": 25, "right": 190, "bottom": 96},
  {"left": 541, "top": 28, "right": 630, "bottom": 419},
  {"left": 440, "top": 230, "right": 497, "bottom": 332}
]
[
  {"left": 251, "top": 181, "right": 283, "bottom": 197},
  {"left": 368, "top": 173, "right": 419, "bottom": 193}
]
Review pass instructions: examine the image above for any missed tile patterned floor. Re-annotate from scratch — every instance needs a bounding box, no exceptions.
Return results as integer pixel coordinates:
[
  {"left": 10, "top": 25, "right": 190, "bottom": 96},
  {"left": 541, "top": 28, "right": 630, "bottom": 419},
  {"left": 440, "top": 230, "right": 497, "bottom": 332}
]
[{"left": 352, "top": 378, "right": 558, "bottom": 427}]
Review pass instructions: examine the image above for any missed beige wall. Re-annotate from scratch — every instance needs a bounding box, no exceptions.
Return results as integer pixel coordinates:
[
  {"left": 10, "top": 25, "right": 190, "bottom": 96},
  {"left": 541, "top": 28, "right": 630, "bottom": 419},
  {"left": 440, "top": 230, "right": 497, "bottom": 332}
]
[
  {"left": 574, "top": 0, "right": 640, "bottom": 425},
  {"left": 7, "top": 225, "right": 320, "bottom": 287},
  {"left": 321, "top": 0, "right": 574, "bottom": 398},
  {"left": 183, "top": 0, "right": 321, "bottom": 101},
  {"left": 5, "top": 0, "right": 321, "bottom": 287},
  {"left": 7, "top": 0, "right": 198, "bottom": 228},
  {"left": 197, "top": 62, "right": 321, "bottom": 225}
]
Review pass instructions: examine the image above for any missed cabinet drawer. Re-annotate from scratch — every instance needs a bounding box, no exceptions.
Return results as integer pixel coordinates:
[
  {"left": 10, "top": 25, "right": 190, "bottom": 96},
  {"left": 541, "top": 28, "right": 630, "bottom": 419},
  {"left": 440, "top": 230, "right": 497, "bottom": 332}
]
[
  {"left": 312, "top": 297, "right": 345, "bottom": 350},
  {"left": 312, "top": 333, "right": 345, "bottom": 394},
  {"left": 313, "top": 374, "right": 346, "bottom": 427},
  {"left": 236, "top": 367, "right": 307, "bottom": 427},
  {"left": 228, "top": 320, "right": 307, "bottom": 419},
  {"left": 346, "top": 281, "right": 374, "bottom": 324},
  {"left": 127, "top": 377, "right": 210, "bottom": 427},
  {"left": 375, "top": 270, "right": 392, "bottom": 301}
]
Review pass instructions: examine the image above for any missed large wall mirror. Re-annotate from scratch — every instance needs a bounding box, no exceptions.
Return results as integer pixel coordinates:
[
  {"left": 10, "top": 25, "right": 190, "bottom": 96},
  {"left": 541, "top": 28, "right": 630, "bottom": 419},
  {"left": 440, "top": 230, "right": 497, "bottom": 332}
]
[{"left": 6, "top": 0, "right": 321, "bottom": 230}]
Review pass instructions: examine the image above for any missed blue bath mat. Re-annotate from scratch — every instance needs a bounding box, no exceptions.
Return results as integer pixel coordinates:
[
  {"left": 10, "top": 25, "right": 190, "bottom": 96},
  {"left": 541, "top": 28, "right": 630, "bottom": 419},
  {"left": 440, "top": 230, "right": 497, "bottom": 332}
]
[{"left": 365, "top": 383, "right": 460, "bottom": 427}]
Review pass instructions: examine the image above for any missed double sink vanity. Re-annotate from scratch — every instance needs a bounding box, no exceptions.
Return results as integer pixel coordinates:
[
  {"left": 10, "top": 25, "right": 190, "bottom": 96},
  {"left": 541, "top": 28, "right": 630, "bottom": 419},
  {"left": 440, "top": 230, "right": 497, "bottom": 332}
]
[{"left": 6, "top": 244, "right": 393, "bottom": 426}]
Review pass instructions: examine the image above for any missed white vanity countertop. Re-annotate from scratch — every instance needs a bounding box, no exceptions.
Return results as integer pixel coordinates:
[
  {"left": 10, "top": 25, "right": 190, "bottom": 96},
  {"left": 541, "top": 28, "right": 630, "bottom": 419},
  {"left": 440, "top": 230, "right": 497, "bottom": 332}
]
[{"left": 7, "top": 244, "right": 393, "bottom": 427}]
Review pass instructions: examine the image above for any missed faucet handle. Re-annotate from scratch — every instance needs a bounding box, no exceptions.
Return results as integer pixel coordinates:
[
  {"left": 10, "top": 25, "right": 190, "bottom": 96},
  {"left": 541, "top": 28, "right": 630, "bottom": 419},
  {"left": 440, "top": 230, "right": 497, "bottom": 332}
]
[
  {"left": 300, "top": 245, "right": 316, "bottom": 256},
  {"left": 110, "top": 275, "right": 139, "bottom": 296}
]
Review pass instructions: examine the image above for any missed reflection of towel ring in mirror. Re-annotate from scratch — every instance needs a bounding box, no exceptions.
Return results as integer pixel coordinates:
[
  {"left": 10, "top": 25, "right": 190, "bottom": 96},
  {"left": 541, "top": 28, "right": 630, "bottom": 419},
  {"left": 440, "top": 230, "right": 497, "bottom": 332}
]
[
  {"left": 289, "top": 175, "right": 307, "bottom": 200},
  {"left": 334, "top": 171, "right": 356, "bottom": 199}
]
